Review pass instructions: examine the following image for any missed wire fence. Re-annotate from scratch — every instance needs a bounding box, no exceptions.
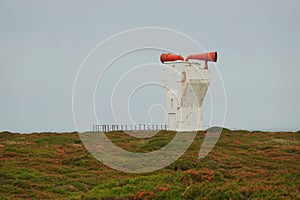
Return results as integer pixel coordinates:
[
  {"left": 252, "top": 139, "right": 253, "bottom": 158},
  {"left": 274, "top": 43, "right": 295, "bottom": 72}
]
[{"left": 92, "top": 124, "right": 167, "bottom": 132}]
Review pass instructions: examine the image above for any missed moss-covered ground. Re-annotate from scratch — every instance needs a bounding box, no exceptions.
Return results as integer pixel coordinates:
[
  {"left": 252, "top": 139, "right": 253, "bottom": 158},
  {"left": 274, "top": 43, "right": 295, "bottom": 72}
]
[{"left": 0, "top": 129, "right": 299, "bottom": 199}]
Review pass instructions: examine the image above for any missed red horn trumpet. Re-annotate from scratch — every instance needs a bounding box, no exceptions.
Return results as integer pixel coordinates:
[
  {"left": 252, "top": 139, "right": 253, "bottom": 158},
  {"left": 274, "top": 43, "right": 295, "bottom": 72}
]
[
  {"left": 185, "top": 52, "right": 217, "bottom": 69},
  {"left": 160, "top": 53, "right": 184, "bottom": 63}
]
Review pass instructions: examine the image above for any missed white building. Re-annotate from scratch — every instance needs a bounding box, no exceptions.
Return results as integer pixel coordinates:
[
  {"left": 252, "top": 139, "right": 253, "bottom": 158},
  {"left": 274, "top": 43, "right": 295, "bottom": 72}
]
[{"left": 162, "top": 61, "right": 210, "bottom": 131}]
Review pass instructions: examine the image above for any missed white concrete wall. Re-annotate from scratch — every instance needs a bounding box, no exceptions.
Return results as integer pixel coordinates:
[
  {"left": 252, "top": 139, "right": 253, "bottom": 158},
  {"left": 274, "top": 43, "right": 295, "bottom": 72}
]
[{"left": 162, "top": 61, "right": 210, "bottom": 131}]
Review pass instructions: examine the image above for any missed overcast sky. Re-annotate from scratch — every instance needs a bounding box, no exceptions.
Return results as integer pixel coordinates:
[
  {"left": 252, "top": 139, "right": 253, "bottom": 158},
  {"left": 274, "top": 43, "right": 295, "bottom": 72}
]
[{"left": 0, "top": 0, "right": 299, "bottom": 133}]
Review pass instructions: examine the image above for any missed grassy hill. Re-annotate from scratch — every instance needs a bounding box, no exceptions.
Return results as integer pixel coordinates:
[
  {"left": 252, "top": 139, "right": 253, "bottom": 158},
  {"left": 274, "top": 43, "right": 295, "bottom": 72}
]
[{"left": 0, "top": 130, "right": 299, "bottom": 199}]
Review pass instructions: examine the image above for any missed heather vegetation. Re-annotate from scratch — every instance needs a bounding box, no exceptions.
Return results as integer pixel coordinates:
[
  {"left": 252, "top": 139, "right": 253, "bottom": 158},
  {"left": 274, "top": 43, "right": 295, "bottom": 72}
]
[{"left": 0, "top": 130, "right": 299, "bottom": 199}]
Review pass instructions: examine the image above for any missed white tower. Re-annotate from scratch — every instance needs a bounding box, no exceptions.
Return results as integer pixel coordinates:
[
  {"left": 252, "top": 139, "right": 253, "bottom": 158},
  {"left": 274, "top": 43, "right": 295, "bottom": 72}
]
[
  {"left": 161, "top": 52, "right": 217, "bottom": 131},
  {"left": 162, "top": 61, "right": 210, "bottom": 131}
]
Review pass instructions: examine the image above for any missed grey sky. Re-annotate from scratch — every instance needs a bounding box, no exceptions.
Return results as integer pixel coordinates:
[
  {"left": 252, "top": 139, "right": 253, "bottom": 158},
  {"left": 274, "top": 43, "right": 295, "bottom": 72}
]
[{"left": 0, "top": 0, "right": 299, "bottom": 133}]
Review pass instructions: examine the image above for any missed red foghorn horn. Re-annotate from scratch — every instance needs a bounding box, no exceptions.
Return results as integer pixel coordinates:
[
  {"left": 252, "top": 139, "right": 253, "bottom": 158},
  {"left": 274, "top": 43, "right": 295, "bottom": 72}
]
[
  {"left": 185, "top": 52, "right": 217, "bottom": 69},
  {"left": 160, "top": 53, "right": 184, "bottom": 63}
]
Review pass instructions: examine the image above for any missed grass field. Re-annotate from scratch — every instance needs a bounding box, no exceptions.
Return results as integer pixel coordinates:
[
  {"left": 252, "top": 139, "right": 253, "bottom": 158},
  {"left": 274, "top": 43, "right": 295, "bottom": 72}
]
[{"left": 0, "top": 129, "right": 299, "bottom": 199}]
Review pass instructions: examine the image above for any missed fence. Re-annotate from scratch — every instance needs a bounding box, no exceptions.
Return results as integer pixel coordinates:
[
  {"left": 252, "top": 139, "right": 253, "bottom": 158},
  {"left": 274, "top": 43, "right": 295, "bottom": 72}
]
[{"left": 92, "top": 124, "right": 167, "bottom": 132}]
